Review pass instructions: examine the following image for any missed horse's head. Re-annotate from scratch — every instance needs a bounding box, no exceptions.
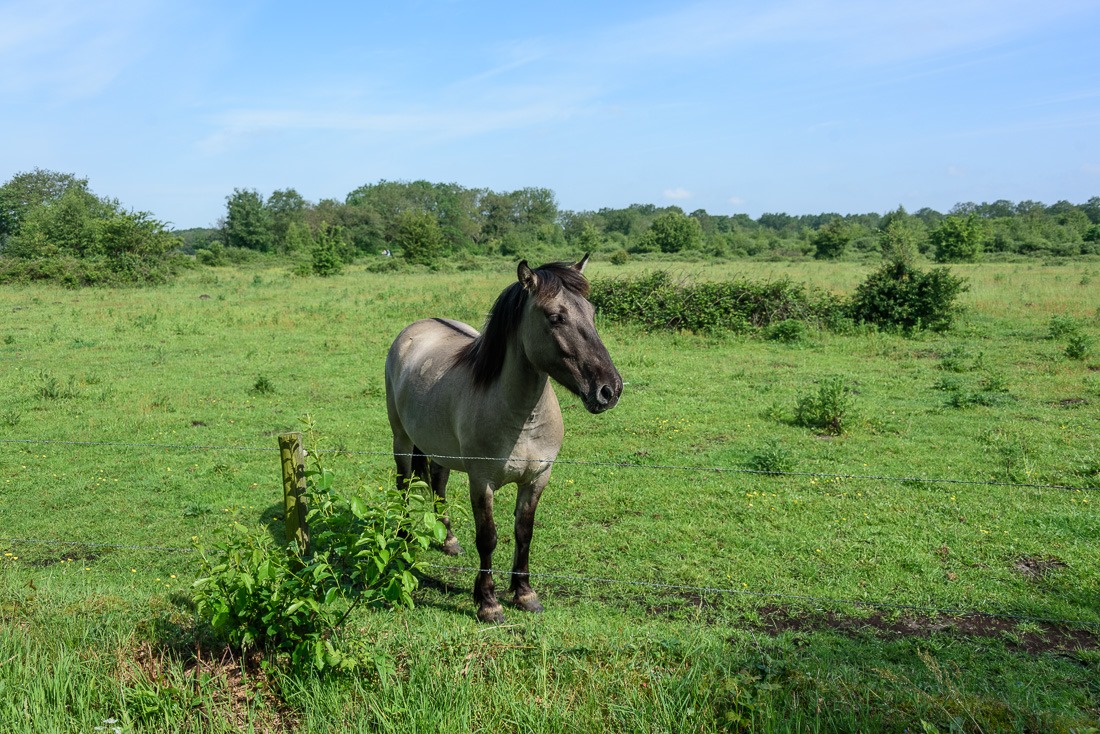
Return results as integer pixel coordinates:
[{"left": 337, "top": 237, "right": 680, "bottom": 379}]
[{"left": 518, "top": 254, "right": 623, "bottom": 414}]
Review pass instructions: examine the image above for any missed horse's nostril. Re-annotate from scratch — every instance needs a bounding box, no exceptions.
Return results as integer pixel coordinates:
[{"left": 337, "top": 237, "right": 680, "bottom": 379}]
[{"left": 598, "top": 385, "right": 614, "bottom": 404}]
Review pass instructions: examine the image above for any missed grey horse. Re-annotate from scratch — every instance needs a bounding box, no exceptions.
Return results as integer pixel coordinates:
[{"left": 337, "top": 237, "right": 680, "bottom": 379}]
[{"left": 385, "top": 255, "right": 622, "bottom": 622}]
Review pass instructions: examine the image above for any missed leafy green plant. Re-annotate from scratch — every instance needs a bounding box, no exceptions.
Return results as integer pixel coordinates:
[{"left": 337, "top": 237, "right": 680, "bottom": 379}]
[
  {"left": 794, "top": 376, "right": 853, "bottom": 435},
  {"left": 1048, "top": 315, "right": 1081, "bottom": 339},
  {"left": 1065, "top": 332, "right": 1091, "bottom": 360},
  {"left": 310, "top": 225, "right": 345, "bottom": 277},
  {"left": 252, "top": 374, "right": 276, "bottom": 395},
  {"left": 938, "top": 345, "right": 983, "bottom": 373},
  {"left": 191, "top": 454, "right": 446, "bottom": 673},
  {"left": 745, "top": 440, "right": 795, "bottom": 474}
]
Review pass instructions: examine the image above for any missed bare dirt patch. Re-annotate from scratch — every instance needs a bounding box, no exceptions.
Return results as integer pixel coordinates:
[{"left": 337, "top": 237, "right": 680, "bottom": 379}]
[
  {"left": 754, "top": 605, "right": 1097, "bottom": 655},
  {"left": 1013, "top": 555, "right": 1068, "bottom": 581}
]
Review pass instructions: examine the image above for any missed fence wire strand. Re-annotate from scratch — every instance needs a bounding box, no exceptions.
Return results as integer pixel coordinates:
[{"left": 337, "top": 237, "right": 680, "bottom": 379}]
[
  {"left": 2, "top": 535, "right": 1096, "bottom": 630},
  {"left": 0, "top": 437, "right": 1092, "bottom": 492},
  {"left": 2, "top": 434, "right": 1097, "bottom": 631}
]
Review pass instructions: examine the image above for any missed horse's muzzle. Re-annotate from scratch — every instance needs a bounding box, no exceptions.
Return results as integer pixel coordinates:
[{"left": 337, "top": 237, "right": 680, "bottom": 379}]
[{"left": 584, "top": 373, "right": 623, "bottom": 414}]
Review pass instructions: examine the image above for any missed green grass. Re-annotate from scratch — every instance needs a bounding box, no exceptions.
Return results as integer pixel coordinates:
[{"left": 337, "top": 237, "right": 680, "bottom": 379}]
[{"left": 1, "top": 258, "right": 1099, "bottom": 732}]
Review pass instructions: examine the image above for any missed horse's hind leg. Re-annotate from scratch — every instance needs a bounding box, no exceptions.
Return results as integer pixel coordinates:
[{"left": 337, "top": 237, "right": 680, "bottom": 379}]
[
  {"left": 390, "top": 432, "right": 414, "bottom": 492},
  {"left": 428, "top": 461, "right": 463, "bottom": 556},
  {"left": 470, "top": 477, "right": 504, "bottom": 623},
  {"left": 509, "top": 475, "right": 548, "bottom": 613}
]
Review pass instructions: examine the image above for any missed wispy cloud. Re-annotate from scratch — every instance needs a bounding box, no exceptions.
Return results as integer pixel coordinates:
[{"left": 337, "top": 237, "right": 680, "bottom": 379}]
[
  {"left": 0, "top": 0, "right": 161, "bottom": 98},
  {"left": 196, "top": 99, "right": 583, "bottom": 155},
  {"left": 663, "top": 187, "right": 693, "bottom": 200}
]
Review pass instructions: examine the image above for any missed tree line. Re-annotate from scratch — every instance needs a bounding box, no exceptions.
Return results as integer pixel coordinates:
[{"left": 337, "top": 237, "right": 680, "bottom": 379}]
[
  {"left": 186, "top": 182, "right": 1100, "bottom": 266},
  {"left": 2, "top": 168, "right": 1099, "bottom": 285}
]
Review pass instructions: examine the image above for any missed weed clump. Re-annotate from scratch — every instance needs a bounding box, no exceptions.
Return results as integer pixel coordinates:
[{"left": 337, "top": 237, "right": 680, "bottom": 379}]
[
  {"left": 794, "top": 377, "right": 853, "bottom": 435},
  {"left": 745, "top": 440, "right": 795, "bottom": 474}
]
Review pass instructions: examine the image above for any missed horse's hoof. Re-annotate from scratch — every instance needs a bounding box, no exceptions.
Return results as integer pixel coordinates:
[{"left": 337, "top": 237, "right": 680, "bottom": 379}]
[
  {"left": 441, "top": 537, "right": 464, "bottom": 556},
  {"left": 477, "top": 603, "right": 506, "bottom": 624},
  {"left": 512, "top": 591, "right": 544, "bottom": 613}
]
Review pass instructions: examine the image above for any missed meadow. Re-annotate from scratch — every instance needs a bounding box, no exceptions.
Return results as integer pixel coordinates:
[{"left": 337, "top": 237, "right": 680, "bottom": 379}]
[{"left": 1, "top": 257, "right": 1098, "bottom": 732}]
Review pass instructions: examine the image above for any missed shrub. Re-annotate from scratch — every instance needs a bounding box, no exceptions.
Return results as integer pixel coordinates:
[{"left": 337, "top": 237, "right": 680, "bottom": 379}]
[
  {"left": 590, "top": 271, "right": 843, "bottom": 334},
  {"left": 765, "top": 319, "right": 807, "bottom": 343},
  {"left": 847, "top": 259, "right": 969, "bottom": 332},
  {"left": 311, "top": 237, "right": 344, "bottom": 277},
  {"left": 794, "top": 377, "right": 852, "bottom": 435},
  {"left": 811, "top": 219, "right": 851, "bottom": 260}
]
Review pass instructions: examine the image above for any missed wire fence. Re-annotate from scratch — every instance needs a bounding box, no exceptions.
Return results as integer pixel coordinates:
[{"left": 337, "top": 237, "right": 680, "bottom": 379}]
[
  {"left": 2, "top": 533, "right": 1097, "bottom": 630},
  {"left": 1, "top": 437, "right": 1094, "bottom": 492},
  {"left": 1, "top": 434, "right": 1097, "bottom": 631}
]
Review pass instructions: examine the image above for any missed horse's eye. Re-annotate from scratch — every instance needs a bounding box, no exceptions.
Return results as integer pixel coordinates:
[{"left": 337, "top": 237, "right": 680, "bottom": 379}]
[{"left": 548, "top": 313, "right": 566, "bottom": 326}]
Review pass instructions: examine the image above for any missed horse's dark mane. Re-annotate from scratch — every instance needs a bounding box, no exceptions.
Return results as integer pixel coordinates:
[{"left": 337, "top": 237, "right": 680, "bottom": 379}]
[{"left": 454, "top": 261, "right": 590, "bottom": 387}]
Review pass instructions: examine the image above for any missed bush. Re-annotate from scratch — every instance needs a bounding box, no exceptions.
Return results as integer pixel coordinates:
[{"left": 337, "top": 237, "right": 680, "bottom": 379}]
[
  {"left": 847, "top": 259, "right": 969, "bottom": 332},
  {"left": 765, "top": 319, "right": 807, "bottom": 343},
  {"left": 0, "top": 171, "right": 182, "bottom": 286},
  {"left": 590, "top": 271, "right": 844, "bottom": 334}
]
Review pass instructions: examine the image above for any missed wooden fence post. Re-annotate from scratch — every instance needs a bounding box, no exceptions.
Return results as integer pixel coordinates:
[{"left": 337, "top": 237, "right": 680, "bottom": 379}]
[{"left": 279, "top": 432, "right": 310, "bottom": 557}]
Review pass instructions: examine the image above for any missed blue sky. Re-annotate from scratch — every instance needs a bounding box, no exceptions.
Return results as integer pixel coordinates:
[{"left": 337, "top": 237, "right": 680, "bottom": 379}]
[{"left": 2, "top": 0, "right": 1099, "bottom": 229}]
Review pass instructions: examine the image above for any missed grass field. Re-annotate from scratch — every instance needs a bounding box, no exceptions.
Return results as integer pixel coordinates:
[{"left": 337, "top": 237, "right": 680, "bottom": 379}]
[{"left": 1, "top": 256, "right": 1098, "bottom": 732}]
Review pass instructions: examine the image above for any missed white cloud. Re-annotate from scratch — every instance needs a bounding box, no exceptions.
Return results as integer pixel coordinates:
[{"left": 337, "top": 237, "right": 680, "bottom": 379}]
[
  {"left": 728, "top": 196, "right": 747, "bottom": 207},
  {"left": 663, "top": 187, "right": 692, "bottom": 200}
]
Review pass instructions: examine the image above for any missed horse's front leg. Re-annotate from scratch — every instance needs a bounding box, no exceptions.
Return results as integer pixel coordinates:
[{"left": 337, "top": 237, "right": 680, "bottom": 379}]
[
  {"left": 510, "top": 475, "right": 548, "bottom": 613},
  {"left": 469, "top": 478, "right": 504, "bottom": 623}
]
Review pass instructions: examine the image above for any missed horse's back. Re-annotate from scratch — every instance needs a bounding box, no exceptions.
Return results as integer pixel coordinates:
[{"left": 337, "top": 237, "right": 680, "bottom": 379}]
[
  {"left": 386, "top": 318, "right": 477, "bottom": 384},
  {"left": 385, "top": 318, "right": 479, "bottom": 461}
]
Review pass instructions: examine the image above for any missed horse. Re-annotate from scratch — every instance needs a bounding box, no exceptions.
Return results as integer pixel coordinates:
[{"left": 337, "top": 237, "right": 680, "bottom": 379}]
[{"left": 384, "top": 254, "right": 622, "bottom": 622}]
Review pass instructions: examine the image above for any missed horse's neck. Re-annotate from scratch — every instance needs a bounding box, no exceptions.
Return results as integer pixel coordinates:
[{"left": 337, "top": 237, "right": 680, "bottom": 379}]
[{"left": 495, "top": 337, "right": 554, "bottom": 416}]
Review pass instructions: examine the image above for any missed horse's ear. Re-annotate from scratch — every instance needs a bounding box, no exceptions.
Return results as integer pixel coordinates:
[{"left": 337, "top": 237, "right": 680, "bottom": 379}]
[
  {"left": 574, "top": 253, "right": 590, "bottom": 273},
  {"left": 518, "top": 260, "right": 538, "bottom": 291}
]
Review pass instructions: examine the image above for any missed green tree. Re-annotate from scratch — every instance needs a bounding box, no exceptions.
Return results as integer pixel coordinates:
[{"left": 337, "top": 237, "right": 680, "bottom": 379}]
[
  {"left": 224, "top": 188, "right": 273, "bottom": 252},
  {"left": 311, "top": 223, "right": 345, "bottom": 276},
  {"left": 0, "top": 169, "right": 86, "bottom": 245},
  {"left": 265, "top": 188, "right": 309, "bottom": 253},
  {"left": 878, "top": 208, "right": 925, "bottom": 264},
  {"left": 930, "top": 214, "right": 985, "bottom": 263},
  {"left": 639, "top": 209, "right": 702, "bottom": 253},
  {"left": 811, "top": 219, "right": 852, "bottom": 260},
  {"left": 394, "top": 209, "right": 445, "bottom": 266}
]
